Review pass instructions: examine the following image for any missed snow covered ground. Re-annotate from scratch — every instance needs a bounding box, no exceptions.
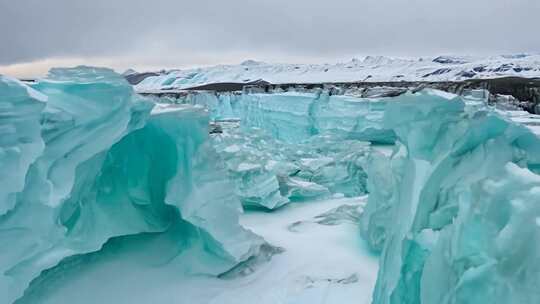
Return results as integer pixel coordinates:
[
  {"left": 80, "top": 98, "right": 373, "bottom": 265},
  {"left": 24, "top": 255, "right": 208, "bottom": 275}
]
[
  {"left": 229, "top": 196, "right": 378, "bottom": 304},
  {"left": 135, "top": 54, "right": 540, "bottom": 92},
  {"left": 18, "top": 196, "right": 378, "bottom": 304}
]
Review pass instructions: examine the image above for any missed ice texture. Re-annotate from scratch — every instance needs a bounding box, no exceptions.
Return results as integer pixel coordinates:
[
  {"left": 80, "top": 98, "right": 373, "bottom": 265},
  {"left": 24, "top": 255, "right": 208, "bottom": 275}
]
[
  {"left": 0, "top": 76, "right": 46, "bottom": 216},
  {"left": 0, "top": 68, "right": 262, "bottom": 304},
  {"left": 154, "top": 90, "right": 392, "bottom": 209},
  {"left": 210, "top": 117, "right": 372, "bottom": 209},
  {"left": 150, "top": 90, "right": 385, "bottom": 209},
  {"left": 361, "top": 90, "right": 540, "bottom": 304},
  {"left": 240, "top": 92, "right": 395, "bottom": 144},
  {"left": 155, "top": 90, "right": 395, "bottom": 144},
  {"left": 212, "top": 122, "right": 290, "bottom": 210}
]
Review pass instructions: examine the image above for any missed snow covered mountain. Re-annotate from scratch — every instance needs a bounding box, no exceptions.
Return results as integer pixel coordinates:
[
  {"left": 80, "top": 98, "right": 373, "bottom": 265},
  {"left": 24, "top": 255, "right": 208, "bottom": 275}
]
[{"left": 135, "top": 54, "right": 540, "bottom": 92}]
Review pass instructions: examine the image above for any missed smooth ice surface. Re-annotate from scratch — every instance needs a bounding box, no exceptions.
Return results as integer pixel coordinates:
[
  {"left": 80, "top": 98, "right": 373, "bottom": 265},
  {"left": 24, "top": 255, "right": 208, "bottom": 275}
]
[
  {"left": 361, "top": 90, "right": 540, "bottom": 304},
  {"left": 0, "top": 68, "right": 263, "bottom": 304}
]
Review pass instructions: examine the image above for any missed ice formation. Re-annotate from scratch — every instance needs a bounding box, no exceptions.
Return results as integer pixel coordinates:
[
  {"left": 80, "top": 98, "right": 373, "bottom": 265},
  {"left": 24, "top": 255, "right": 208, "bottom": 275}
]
[
  {"left": 156, "top": 90, "right": 395, "bottom": 144},
  {"left": 361, "top": 90, "right": 540, "bottom": 304},
  {"left": 154, "top": 90, "right": 392, "bottom": 209},
  {"left": 3, "top": 64, "right": 540, "bottom": 304},
  {"left": 0, "top": 68, "right": 263, "bottom": 304},
  {"left": 0, "top": 76, "right": 45, "bottom": 216},
  {"left": 212, "top": 122, "right": 370, "bottom": 209},
  {"left": 240, "top": 92, "right": 395, "bottom": 144}
]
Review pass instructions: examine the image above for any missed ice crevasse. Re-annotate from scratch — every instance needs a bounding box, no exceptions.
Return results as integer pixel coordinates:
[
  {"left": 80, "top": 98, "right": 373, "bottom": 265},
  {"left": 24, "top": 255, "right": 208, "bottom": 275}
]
[
  {"left": 361, "top": 90, "right": 540, "bottom": 303},
  {"left": 0, "top": 68, "right": 263, "bottom": 304}
]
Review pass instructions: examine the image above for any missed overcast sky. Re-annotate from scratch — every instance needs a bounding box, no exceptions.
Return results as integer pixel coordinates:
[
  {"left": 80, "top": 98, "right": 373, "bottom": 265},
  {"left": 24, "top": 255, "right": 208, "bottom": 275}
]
[{"left": 1, "top": 0, "right": 539, "bottom": 77}]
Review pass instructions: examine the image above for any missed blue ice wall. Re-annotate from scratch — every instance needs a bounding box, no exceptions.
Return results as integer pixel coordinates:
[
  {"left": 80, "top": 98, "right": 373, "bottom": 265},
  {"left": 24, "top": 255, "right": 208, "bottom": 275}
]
[
  {"left": 361, "top": 90, "right": 540, "bottom": 304},
  {"left": 152, "top": 90, "right": 392, "bottom": 209},
  {"left": 156, "top": 90, "right": 395, "bottom": 144},
  {"left": 0, "top": 68, "right": 263, "bottom": 304}
]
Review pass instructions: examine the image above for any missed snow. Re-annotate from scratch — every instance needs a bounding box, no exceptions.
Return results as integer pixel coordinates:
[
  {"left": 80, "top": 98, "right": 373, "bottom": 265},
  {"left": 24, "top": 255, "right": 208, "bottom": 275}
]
[
  {"left": 227, "top": 196, "right": 378, "bottom": 304},
  {"left": 150, "top": 102, "right": 206, "bottom": 115},
  {"left": 18, "top": 197, "right": 379, "bottom": 304},
  {"left": 135, "top": 54, "right": 540, "bottom": 92}
]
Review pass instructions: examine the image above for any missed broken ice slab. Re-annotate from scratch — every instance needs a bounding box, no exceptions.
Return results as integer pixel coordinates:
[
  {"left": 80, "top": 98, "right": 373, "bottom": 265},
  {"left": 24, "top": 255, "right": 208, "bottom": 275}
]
[
  {"left": 211, "top": 121, "right": 371, "bottom": 210},
  {"left": 154, "top": 90, "right": 396, "bottom": 144},
  {"left": 361, "top": 89, "right": 540, "bottom": 304},
  {"left": 0, "top": 68, "right": 263, "bottom": 304},
  {"left": 239, "top": 91, "right": 396, "bottom": 144},
  {"left": 0, "top": 76, "right": 46, "bottom": 216}
]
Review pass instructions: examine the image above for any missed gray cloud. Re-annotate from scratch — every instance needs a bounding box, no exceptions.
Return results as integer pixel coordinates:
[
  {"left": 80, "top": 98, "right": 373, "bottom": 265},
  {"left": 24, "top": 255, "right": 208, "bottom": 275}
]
[{"left": 1, "top": 0, "right": 539, "bottom": 69}]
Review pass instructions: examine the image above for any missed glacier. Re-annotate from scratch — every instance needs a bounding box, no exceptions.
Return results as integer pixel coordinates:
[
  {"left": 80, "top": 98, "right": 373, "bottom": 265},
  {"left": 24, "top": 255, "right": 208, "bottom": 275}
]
[
  {"left": 360, "top": 90, "right": 540, "bottom": 304},
  {"left": 0, "top": 67, "right": 263, "bottom": 304}
]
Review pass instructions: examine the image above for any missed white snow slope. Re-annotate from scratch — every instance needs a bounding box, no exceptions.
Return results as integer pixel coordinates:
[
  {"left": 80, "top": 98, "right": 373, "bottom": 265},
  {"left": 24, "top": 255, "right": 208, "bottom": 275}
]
[{"left": 135, "top": 54, "right": 540, "bottom": 92}]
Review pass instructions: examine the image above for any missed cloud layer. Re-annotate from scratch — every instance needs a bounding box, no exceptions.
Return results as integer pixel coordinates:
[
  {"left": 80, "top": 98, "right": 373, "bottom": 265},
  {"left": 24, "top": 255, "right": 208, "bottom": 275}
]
[{"left": 1, "top": 0, "right": 539, "bottom": 76}]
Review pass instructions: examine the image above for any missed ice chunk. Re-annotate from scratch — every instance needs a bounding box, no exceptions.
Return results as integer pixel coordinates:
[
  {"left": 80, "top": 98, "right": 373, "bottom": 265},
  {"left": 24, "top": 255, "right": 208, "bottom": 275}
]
[
  {"left": 295, "top": 135, "right": 370, "bottom": 197},
  {"left": 148, "top": 91, "right": 243, "bottom": 121},
  {"left": 361, "top": 89, "right": 540, "bottom": 304},
  {"left": 211, "top": 121, "right": 370, "bottom": 209},
  {"left": 284, "top": 177, "right": 331, "bottom": 201},
  {"left": 212, "top": 122, "right": 290, "bottom": 210},
  {"left": 0, "top": 68, "right": 263, "bottom": 304},
  {"left": 0, "top": 76, "right": 45, "bottom": 215},
  {"left": 240, "top": 92, "right": 395, "bottom": 144},
  {"left": 152, "top": 90, "right": 382, "bottom": 207},
  {"left": 1, "top": 67, "right": 152, "bottom": 303},
  {"left": 240, "top": 92, "right": 319, "bottom": 143},
  {"left": 158, "top": 90, "right": 396, "bottom": 144}
]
